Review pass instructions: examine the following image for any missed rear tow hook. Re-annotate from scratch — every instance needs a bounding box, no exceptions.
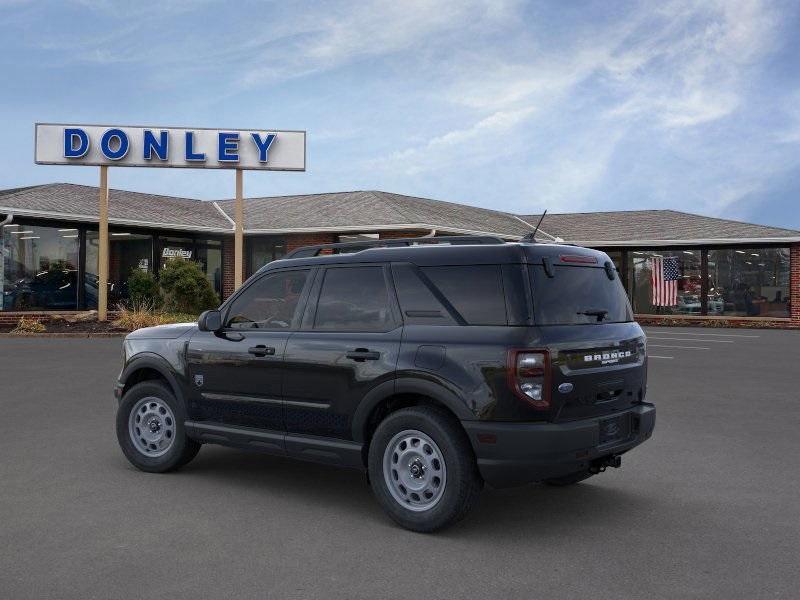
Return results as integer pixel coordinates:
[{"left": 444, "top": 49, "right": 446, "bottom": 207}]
[{"left": 589, "top": 455, "right": 622, "bottom": 474}]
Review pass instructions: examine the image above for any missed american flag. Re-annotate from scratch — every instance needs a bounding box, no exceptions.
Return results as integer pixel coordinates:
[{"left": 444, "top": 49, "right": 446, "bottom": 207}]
[{"left": 651, "top": 256, "right": 679, "bottom": 306}]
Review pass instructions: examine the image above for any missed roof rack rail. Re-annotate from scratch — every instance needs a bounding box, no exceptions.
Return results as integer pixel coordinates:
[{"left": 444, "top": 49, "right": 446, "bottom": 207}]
[{"left": 285, "top": 235, "right": 507, "bottom": 259}]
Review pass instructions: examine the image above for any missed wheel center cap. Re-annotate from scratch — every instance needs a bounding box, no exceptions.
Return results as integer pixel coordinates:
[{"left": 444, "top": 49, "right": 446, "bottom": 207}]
[
  {"left": 148, "top": 418, "right": 161, "bottom": 433},
  {"left": 408, "top": 460, "right": 426, "bottom": 479}
]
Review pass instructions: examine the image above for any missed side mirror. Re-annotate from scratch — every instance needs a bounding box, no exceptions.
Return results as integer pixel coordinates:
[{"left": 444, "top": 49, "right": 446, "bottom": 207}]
[{"left": 198, "top": 309, "right": 222, "bottom": 332}]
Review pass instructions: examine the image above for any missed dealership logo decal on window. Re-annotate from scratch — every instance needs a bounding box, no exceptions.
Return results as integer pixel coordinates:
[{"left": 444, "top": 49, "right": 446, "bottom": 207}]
[{"left": 162, "top": 247, "right": 192, "bottom": 259}]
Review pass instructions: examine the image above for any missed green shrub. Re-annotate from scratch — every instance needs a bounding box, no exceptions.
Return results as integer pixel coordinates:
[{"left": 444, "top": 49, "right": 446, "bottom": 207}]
[
  {"left": 127, "top": 269, "right": 162, "bottom": 308},
  {"left": 159, "top": 259, "right": 219, "bottom": 314}
]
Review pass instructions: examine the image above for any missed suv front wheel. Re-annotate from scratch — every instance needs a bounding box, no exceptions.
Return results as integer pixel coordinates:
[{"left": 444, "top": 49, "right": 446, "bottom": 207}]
[
  {"left": 116, "top": 381, "right": 201, "bottom": 473},
  {"left": 368, "top": 406, "right": 482, "bottom": 532}
]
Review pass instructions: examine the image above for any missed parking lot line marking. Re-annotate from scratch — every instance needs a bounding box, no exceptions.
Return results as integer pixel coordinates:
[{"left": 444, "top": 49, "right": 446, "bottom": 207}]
[
  {"left": 643, "top": 331, "right": 760, "bottom": 338},
  {"left": 647, "top": 337, "right": 733, "bottom": 343},
  {"left": 648, "top": 344, "right": 710, "bottom": 350},
  {"left": 648, "top": 355, "right": 674, "bottom": 359}
]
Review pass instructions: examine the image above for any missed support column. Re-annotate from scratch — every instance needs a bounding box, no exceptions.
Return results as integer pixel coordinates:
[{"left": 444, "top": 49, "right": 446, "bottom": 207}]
[
  {"left": 234, "top": 169, "right": 244, "bottom": 290},
  {"left": 98, "top": 166, "right": 109, "bottom": 321}
]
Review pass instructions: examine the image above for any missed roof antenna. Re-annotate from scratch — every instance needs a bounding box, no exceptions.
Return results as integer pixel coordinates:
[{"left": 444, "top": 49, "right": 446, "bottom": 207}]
[{"left": 521, "top": 210, "right": 547, "bottom": 243}]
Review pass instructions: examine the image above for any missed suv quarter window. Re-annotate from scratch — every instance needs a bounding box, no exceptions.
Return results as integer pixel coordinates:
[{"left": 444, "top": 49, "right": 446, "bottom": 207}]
[
  {"left": 311, "top": 265, "right": 397, "bottom": 332},
  {"left": 224, "top": 268, "right": 311, "bottom": 330},
  {"left": 420, "top": 264, "right": 508, "bottom": 326}
]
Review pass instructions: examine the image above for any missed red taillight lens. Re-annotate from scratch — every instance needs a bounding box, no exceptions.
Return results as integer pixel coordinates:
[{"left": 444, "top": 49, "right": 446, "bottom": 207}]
[{"left": 509, "top": 350, "right": 550, "bottom": 409}]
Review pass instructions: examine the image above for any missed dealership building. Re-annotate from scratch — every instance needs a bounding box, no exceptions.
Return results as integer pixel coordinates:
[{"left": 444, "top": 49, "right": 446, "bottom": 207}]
[{"left": 1, "top": 182, "right": 798, "bottom": 327}]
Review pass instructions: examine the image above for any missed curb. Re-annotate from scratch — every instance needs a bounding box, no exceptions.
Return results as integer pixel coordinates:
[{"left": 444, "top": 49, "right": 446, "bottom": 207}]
[{"left": 0, "top": 332, "right": 127, "bottom": 338}]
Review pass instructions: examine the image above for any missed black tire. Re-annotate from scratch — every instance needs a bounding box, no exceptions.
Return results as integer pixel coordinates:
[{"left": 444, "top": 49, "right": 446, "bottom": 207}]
[
  {"left": 543, "top": 470, "right": 594, "bottom": 486},
  {"left": 116, "top": 381, "right": 200, "bottom": 473},
  {"left": 368, "top": 406, "right": 483, "bottom": 533}
]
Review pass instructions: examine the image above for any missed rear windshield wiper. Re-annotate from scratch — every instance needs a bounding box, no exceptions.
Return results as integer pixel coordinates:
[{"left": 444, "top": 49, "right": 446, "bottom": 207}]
[{"left": 577, "top": 309, "right": 609, "bottom": 322}]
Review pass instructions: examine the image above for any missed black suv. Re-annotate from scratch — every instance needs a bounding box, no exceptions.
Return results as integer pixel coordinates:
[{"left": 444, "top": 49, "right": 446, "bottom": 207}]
[{"left": 114, "top": 237, "right": 655, "bottom": 532}]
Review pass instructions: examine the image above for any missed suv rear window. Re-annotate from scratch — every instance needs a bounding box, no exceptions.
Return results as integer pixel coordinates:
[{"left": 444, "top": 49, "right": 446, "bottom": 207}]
[{"left": 530, "top": 265, "right": 632, "bottom": 325}]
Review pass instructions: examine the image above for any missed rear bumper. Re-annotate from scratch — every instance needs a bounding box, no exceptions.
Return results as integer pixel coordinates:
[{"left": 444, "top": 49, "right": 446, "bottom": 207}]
[{"left": 462, "top": 403, "right": 655, "bottom": 488}]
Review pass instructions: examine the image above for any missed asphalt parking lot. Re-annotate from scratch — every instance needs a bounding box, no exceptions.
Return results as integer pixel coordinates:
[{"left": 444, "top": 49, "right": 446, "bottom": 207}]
[{"left": 1, "top": 327, "right": 799, "bottom": 599}]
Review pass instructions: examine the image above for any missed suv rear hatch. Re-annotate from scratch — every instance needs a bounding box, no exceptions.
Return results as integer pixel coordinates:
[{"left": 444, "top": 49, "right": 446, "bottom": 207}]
[{"left": 527, "top": 252, "right": 647, "bottom": 424}]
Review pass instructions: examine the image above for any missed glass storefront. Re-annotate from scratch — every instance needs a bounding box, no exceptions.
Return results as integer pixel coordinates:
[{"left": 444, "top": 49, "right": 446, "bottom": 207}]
[
  {"left": 247, "top": 237, "right": 286, "bottom": 277},
  {"left": 85, "top": 230, "right": 154, "bottom": 308},
  {"left": 83, "top": 232, "right": 223, "bottom": 308},
  {"left": 629, "top": 249, "right": 703, "bottom": 315},
  {"left": 158, "top": 236, "right": 223, "bottom": 300},
  {"left": 196, "top": 240, "right": 222, "bottom": 299},
  {"left": 1, "top": 223, "right": 80, "bottom": 310},
  {"left": 707, "top": 248, "right": 790, "bottom": 318},
  {"left": 1, "top": 219, "right": 793, "bottom": 322},
  {"left": 629, "top": 247, "right": 790, "bottom": 317}
]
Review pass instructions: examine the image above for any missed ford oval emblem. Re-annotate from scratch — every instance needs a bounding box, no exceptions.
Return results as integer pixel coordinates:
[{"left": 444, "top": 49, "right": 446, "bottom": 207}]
[{"left": 558, "top": 383, "right": 574, "bottom": 394}]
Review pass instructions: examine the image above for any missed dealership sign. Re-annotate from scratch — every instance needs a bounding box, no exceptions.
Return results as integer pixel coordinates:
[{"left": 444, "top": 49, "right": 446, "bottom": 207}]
[
  {"left": 34, "top": 123, "right": 306, "bottom": 171},
  {"left": 162, "top": 247, "right": 192, "bottom": 260}
]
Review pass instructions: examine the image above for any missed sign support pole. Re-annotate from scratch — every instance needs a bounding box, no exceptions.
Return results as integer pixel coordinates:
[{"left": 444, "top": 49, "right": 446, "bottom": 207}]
[
  {"left": 234, "top": 168, "right": 244, "bottom": 290},
  {"left": 98, "top": 166, "right": 109, "bottom": 321}
]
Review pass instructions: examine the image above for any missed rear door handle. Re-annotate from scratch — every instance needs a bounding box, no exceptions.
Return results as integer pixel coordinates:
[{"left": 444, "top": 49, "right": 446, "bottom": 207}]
[
  {"left": 346, "top": 349, "right": 381, "bottom": 361},
  {"left": 248, "top": 345, "right": 276, "bottom": 357}
]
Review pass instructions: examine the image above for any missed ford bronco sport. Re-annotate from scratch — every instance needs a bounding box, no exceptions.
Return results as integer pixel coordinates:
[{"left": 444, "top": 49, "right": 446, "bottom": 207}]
[{"left": 115, "top": 236, "right": 655, "bottom": 532}]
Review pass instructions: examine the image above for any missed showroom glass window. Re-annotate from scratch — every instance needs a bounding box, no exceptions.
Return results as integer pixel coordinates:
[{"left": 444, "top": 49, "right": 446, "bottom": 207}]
[
  {"left": 247, "top": 237, "right": 287, "bottom": 277},
  {"left": 706, "top": 248, "right": 790, "bottom": 318},
  {"left": 629, "top": 249, "right": 702, "bottom": 314},
  {"left": 85, "top": 230, "right": 153, "bottom": 308},
  {"left": 1, "top": 223, "right": 80, "bottom": 310},
  {"left": 196, "top": 239, "right": 223, "bottom": 300}
]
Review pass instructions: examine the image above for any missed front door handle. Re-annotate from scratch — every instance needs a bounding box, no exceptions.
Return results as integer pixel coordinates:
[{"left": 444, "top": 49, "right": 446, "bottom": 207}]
[
  {"left": 346, "top": 349, "right": 381, "bottom": 362},
  {"left": 248, "top": 345, "right": 276, "bottom": 357}
]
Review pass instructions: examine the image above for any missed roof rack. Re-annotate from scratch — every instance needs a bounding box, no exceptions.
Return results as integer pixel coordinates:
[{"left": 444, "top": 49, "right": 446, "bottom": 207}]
[{"left": 284, "top": 235, "right": 507, "bottom": 259}]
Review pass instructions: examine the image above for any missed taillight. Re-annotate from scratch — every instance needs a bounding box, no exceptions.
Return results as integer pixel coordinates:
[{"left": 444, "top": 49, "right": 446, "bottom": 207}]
[{"left": 508, "top": 350, "right": 551, "bottom": 409}]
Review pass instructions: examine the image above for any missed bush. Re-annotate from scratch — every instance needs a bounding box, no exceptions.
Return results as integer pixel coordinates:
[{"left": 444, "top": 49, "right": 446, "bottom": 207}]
[
  {"left": 127, "top": 269, "right": 162, "bottom": 308},
  {"left": 158, "top": 259, "right": 219, "bottom": 314},
  {"left": 11, "top": 316, "right": 46, "bottom": 334},
  {"left": 113, "top": 301, "right": 200, "bottom": 332}
]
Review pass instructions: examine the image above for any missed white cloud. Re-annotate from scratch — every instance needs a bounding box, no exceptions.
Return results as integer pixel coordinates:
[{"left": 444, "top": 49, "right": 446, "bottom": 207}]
[{"left": 379, "top": 106, "right": 535, "bottom": 175}]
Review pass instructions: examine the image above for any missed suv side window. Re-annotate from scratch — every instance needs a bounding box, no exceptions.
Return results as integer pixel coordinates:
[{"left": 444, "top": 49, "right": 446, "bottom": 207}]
[
  {"left": 421, "top": 265, "right": 507, "bottom": 325},
  {"left": 314, "top": 266, "right": 394, "bottom": 331},
  {"left": 226, "top": 269, "right": 310, "bottom": 329}
]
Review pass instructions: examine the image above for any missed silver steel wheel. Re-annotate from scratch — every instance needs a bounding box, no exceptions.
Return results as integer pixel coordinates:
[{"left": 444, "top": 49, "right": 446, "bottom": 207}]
[
  {"left": 383, "top": 429, "right": 447, "bottom": 512},
  {"left": 128, "top": 396, "right": 176, "bottom": 458}
]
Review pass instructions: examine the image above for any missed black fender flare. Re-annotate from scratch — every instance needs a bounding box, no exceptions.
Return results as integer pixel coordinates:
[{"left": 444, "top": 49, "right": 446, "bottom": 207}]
[
  {"left": 351, "top": 377, "right": 474, "bottom": 443},
  {"left": 119, "top": 353, "right": 187, "bottom": 409}
]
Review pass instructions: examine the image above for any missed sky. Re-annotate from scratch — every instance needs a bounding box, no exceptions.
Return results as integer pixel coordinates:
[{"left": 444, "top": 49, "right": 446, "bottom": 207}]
[{"left": 1, "top": 0, "right": 799, "bottom": 229}]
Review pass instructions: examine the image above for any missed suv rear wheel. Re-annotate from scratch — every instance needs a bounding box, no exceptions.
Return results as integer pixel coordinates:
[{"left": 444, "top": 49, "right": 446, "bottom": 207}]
[
  {"left": 368, "top": 406, "right": 482, "bottom": 532},
  {"left": 116, "top": 381, "right": 200, "bottom": 473}
]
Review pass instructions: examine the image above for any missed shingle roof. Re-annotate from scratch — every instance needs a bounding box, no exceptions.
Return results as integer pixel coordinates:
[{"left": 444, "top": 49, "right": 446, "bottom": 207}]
[
  {"left": 2, "top": 183, "right": 797, "bottom": 244},
  {"left": 0, "top": 183, "right": 230, "bottom": 232},
  {"left": 215, "top": 190, "right": 532, "bottom": 238},
  {"left": 519, "top": 210, "right": 800, "bottom": 244}
]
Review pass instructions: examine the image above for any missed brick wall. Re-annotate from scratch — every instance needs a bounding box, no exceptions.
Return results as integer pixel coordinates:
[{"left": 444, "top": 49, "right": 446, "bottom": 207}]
[
  {"left": 286, "top": 232, "right": 337, "bottom": 254},
  {"left": 791, "top": 243, "right": 800, "bottom": 325}
]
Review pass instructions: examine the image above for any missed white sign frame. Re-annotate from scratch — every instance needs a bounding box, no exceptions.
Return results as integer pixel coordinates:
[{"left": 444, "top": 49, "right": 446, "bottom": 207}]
[{"left": 34, "top": 122, "right": 306, "bottom": 171}]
